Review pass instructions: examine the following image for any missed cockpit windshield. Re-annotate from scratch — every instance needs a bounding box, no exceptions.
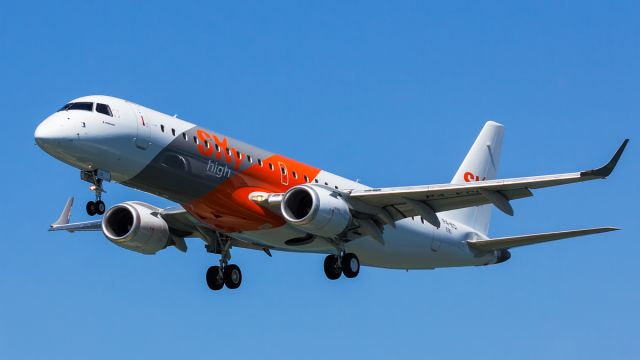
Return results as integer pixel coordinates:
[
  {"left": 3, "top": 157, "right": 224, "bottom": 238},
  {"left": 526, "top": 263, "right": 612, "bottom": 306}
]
[
  {"left": 96, "top": 103, "right": 113, "bottom": 117},
  {"left": 58, "top": 102, "right": 94, "bottom": 112}
]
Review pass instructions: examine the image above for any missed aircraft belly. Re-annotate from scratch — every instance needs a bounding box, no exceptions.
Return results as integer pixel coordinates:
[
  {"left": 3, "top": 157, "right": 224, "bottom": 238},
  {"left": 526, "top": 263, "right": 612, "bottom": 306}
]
[
  {"left": 230, "top": 218, "right": 496, "bottom": 269},
  {"left": 231, "top": 226, "right": 336, "bottom": 252},
  {"left": 346, "top": 218, "right": 496, "bottom": 269}
]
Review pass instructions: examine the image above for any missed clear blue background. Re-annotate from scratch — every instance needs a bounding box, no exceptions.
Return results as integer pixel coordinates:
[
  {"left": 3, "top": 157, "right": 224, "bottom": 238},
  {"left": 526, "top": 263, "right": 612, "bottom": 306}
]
[{"left": 1, "top": 1, "right": 638, "bottom": 359}]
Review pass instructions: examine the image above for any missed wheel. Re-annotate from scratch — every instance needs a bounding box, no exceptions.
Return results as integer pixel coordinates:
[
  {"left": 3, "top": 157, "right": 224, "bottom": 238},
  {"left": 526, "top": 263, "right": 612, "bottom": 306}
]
[
  {"left": 206, "top": 266, "right": 224, "bottom": 291},
  {"left": 95, "top": 200, "right": 106, "bottom": 215},
  {"left": 86, "top": 201, "right": 97, "bottom": 216},
  {"left": 223, "top": 264, "right": 242, "bottom": 289},
  {"left": 323, "top": 255, "right": 342, "bottom": 280},
  {"left": 342, "top": 253, "right": 360, "bottom": 278}
]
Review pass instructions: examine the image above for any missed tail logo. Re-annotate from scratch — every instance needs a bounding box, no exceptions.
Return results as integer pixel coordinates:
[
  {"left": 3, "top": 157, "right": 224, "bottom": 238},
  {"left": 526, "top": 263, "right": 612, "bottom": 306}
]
[{"left": 464, "top": 171, "right": 486, "bottom": 183}]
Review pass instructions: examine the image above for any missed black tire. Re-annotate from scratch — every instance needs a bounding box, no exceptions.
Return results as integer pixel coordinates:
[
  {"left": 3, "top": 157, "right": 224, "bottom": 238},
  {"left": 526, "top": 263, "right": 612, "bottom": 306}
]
[
  {"left": 95, "top": 200, "right": 106, "bottom": 215},
  {"left": 323, "top": 255, "right": 342, "bottom": 280},
  {"left": 223, "top": 264, "right": 242, "bottom": 289},
  {"left": 86, "top": 201, "right": 97, "bottom": 216},
  {"left": 342, "top": 253, "right": 360, "bottom": 278},
  {"left": 206, "top": 266, "right": 224, "bottom": 291}
]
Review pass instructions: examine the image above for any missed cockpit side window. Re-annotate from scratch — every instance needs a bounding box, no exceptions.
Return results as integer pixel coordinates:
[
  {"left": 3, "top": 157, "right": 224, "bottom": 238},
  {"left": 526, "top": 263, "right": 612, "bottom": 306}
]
[
  {"left": 58, "top": 102, "right": 94, "bottom": 112},
  {"left": 96, "top": 103, "right": 113, "bottom": 117}
]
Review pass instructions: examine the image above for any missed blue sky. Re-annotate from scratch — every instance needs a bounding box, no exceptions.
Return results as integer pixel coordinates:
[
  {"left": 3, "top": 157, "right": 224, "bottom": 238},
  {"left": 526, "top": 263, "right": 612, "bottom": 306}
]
[{"left": 1, "top": 1, "right": 638, "bottom": 359}]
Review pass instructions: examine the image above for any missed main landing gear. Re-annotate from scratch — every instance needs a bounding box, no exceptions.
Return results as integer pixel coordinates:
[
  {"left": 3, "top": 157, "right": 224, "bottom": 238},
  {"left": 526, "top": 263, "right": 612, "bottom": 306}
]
[
  {"left": 323, "top": 252, "right": 360, "bottom": 280},
  {"left": 204, "top": 233, "right": 242, "bottom": 291},
  {"left": 81, "top": 170, "right": 107, "bottom": 216},
  {"left": 206, "top": 263, "right": 242, "bottom": 291}
]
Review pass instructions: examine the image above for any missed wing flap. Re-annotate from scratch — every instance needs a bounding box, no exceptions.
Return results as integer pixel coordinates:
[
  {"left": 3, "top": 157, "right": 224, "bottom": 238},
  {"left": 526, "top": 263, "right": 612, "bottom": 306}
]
[
  {"left": 467, "top": 227, "right": 619, "bottom": 251},
  {"left": 371, "top": 187, "right": 533, "bottom": 220}
]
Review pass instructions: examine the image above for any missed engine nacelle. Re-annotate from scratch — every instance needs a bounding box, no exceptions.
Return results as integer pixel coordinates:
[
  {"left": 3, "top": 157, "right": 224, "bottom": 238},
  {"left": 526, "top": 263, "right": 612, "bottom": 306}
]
[
  {"left": 102, "top": 202, "right": 171, "bottom": 255},
  {"left": 281, "top": 184, "right": 352, "bottom": 237}
]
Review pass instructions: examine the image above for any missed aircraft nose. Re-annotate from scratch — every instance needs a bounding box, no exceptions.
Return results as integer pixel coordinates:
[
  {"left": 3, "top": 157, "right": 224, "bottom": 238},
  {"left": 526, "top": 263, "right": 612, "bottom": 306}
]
[
  {"left": 35, "top": 118, "right": 54, "bottom": 149},
  {"left": 34, "top": 121, "right": 49, "bottom": 147},
  {"left": 34, "top": 114, "right": 70, "bottom": 150}
]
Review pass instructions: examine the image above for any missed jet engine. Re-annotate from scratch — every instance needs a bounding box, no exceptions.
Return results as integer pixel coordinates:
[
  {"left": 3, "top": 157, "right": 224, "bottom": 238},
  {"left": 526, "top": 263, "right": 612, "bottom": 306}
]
[
  {"left": 102, "top": 201, "right": 171, "bottom": 254},
  {"left": 281, "top": 184, "right": 352, "bottom": 237}
]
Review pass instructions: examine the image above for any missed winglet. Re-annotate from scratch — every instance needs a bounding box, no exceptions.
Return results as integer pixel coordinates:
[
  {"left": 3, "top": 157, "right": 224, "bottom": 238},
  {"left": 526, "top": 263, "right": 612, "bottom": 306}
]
[
  {"left": 581, "top": 139, "right": 629, "bottom": 178},
  {"left": 51, "top": 197, "right": 74, "bottom": 228}
]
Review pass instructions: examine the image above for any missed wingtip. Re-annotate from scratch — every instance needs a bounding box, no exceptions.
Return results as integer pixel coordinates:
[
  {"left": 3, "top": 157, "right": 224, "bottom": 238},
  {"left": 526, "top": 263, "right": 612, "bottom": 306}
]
[
  {"left": 594, "top": 226, "right": 620, "bottom": 234},
  {"left": 580, "top": 139, "right": 629, "bottom": 178}
]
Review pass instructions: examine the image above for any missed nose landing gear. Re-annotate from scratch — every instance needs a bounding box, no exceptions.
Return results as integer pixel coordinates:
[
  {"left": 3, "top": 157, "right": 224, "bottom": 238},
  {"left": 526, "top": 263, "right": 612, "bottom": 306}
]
[
  {"left": 85, "top": 199, "right": 105, "bottom": 216},
  {"left": 81, "top": 170, "right": 108, "bottom": 216}
]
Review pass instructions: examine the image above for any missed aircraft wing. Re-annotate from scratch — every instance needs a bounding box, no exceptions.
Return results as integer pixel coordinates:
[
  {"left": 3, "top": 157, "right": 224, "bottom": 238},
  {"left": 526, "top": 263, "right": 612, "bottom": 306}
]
[
  {"left": 48, "top": 198, "right": 271, "bottom": 253},
  {"left": 48, "top": 198, "right": 200, "bottom": 235},
  {"left": 346, "top": 139, "right": 628, "bottom": 228}
]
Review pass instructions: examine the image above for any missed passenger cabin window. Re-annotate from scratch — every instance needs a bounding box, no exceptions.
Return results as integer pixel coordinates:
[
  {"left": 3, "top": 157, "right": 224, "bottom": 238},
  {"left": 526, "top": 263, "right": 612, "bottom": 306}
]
[
  {"left": 258, "top": 159, "right": 263, "bottom": 167},
  {"left": 247, "top": 155, "right": 253, "bottom": 163},
  {"left": 215, "top": 144, "right": 220, "bottom": 152},
  {"left": 304, "top": 175, "right": 309, "bottom": 182},
  {"left": 58, "top": 102, "right": 93, "bottom": 112},
  {"left": 182, "top": 133, "right": 188, "bottom": 141},
  {"left": 171, "top": 128, "right": 176, "bottom": 136},
  {"left": 292, "top": 171, "right": 298, "bottom": 179},
  {"left": 269, "top": 163, "right": 274, "bottom": 171},
  {"left": 193, "top": 136, "right": 199, "bottom": 144},
  {"left": 96, "top": 103, "right": 113, "bottom": 117},
  {"left": 160, "top": 124, "right": 165, "bottom": 132}
]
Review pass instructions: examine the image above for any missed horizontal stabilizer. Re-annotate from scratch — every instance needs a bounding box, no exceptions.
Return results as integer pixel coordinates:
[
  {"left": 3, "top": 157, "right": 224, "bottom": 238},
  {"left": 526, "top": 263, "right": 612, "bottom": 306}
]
[
  {"left": 467, "top": 227, "right": 619, "bottom": 251},
  {"left": 50, "top": 220, "right": 103, "bottom": 232}
]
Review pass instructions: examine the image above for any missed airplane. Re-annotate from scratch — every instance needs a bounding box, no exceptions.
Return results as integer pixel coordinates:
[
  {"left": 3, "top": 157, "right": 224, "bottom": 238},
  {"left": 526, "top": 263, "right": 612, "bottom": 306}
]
[{"left": 35, "top": 95, "right": 629, "bottom": 291}]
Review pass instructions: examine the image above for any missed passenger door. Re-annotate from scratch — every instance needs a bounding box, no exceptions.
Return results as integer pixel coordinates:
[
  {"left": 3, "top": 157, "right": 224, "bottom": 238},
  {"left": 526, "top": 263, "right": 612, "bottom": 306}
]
[{"left": 133, "top": 108, "right": 150, "bottom": 150}]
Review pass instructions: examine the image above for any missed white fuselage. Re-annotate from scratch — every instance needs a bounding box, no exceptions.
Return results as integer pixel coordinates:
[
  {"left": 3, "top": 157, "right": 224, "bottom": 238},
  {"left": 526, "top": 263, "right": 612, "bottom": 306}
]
[{"left": 35, "top": 95, "right": 497, "bottom": 269}]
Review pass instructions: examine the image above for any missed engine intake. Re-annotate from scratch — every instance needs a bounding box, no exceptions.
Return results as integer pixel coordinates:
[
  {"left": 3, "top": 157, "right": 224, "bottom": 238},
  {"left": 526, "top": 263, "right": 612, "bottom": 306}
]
[
  {"left": 102, "top": 202, "right": 170, "bottom": 254},
  {"left": 281, "top": 184, "right": 352, "bottom": 237}
]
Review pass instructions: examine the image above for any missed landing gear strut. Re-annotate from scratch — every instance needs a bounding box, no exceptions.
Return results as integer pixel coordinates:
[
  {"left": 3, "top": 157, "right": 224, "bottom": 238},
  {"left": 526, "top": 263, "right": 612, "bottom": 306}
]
[
  {"left": 323, "top": 252, "right": 360, "bottom": 280},
  {"left": 81, "top": 170, "right": 108, "bottom": 216},
  {"left": 204, "top": 232, "right": 242, "bottom": 291}
]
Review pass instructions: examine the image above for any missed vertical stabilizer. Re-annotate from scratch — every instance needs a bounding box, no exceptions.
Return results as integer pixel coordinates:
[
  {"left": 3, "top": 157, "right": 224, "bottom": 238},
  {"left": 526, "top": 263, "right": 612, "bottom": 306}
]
[{"left": 442, "top": 121, "right": 504, "bottom": 235}]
